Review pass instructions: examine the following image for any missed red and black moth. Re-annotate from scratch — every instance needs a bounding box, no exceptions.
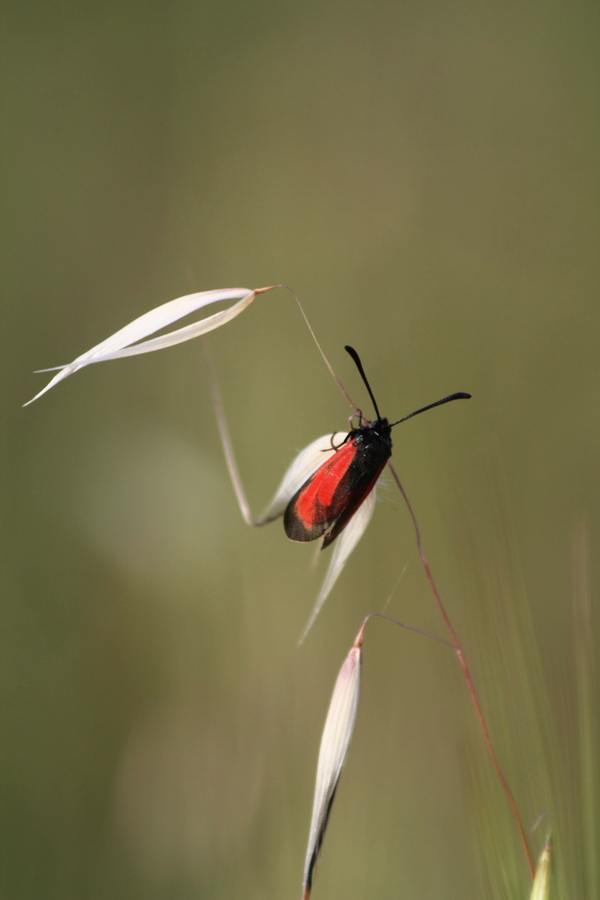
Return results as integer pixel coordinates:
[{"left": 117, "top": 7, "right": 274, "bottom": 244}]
[{"left": 284, "top": 345, "right": 471, "bottom": 549}]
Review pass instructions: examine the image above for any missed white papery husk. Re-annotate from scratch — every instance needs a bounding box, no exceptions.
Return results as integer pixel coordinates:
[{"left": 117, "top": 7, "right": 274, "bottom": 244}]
[
  {"left": 302, "top": 635, "right": 362, "bottom": 897},
  {"left": 24, "top": 287, "right": 269, "bottom": 405}
]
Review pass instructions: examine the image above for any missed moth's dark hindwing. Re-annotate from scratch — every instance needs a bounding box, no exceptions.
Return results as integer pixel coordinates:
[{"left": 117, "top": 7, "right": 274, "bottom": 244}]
[{"left": 321, "top": 421, "right": 392, "bottom": 547}]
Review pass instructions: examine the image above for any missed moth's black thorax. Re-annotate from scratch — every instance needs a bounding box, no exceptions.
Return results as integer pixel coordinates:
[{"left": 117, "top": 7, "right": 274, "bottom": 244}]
[{"left": 350, "top": 417, "right": 393, "bottom": 457}]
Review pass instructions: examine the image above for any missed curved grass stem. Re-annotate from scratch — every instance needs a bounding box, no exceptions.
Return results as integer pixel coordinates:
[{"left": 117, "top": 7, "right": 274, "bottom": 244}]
[{"left": 388, "top": 462, "right": 535, "bottom": 879}]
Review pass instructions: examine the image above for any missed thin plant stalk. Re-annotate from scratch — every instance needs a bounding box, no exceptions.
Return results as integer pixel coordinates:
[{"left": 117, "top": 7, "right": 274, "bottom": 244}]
[
  {"left": 203, "top": 341, "right": 263, "bottom": 528},
  {"left": 275, "top": 284, "right": 359, "bottom": 412},
  {"left": 388, "top": 461, "right": 535, "bottom": 878}
]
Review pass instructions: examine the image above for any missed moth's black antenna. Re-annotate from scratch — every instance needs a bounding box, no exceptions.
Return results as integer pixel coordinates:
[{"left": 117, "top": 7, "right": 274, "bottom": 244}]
[
  {"left": 390, "top": 392, "right": 471, "bottom": 427},
  {"left": 345, "top": 345, "right": 471, "bottom": 425},
  {"left": 345, "top": 345, "right": 383, "bottom": 420}
]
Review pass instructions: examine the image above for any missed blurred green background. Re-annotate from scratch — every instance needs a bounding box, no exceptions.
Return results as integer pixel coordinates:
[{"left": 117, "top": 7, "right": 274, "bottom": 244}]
[{"left": 2, "top": 1, "right": 598, "bottom": 898}]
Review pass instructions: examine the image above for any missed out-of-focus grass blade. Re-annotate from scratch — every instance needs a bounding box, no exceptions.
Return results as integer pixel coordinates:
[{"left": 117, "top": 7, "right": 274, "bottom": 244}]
[
  {"left": 572, "top": 519, "right": 597, "bottom": 897},
  {"left": 25, "top": 286, "right": 271, "bottom": 405}
]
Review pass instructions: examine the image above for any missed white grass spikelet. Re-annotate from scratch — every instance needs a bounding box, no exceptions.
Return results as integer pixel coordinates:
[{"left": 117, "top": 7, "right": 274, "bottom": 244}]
[
  {"left": 25, "top": 286, "right": 273, "bottom": 406},
  {"left": 302, "top": 624, "right": 364, "bottom": 899}
]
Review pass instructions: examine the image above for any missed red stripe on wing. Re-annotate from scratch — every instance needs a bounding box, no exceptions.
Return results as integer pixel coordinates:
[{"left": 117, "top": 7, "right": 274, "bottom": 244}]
[{"left": 284, "top": 443, "right": 356, "bottom": 542}]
